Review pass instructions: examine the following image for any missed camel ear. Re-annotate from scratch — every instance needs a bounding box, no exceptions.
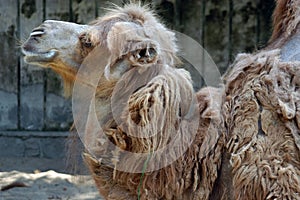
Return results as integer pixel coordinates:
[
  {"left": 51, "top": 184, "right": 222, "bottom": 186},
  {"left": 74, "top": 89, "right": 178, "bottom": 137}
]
[
  {"left": 107, "top": 22, "right": 159, "bottom": 67},
  {"left": 105, "top": 22, "right": 160, "bottom": 80},
  {"left": 281, "top": 34, "right": 300, "bottom": 61},
  {"left": 127, "top": 40, "right": 159, "bottom": 66},
  {"left": 104, "top": 40, "right": 159, "bottom": 80}
]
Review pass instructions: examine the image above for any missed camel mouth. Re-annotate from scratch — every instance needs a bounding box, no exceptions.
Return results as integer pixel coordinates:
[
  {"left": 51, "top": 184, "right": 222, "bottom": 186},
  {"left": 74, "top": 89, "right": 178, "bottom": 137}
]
[{"left": 22, "top": 49, "right": 58, "bottom": 65}]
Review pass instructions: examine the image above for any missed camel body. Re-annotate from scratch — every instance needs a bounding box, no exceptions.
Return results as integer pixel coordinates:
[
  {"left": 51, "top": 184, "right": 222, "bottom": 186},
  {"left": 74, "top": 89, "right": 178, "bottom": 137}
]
[{"left": 21, "top": 1, "right": 300, "bottom": 199}]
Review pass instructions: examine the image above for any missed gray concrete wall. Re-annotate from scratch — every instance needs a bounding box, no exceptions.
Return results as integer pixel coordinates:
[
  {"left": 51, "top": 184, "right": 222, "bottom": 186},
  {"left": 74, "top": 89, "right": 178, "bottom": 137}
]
[
  {"left": 0, "top": 0, "right": 275, "bottom": 170},
  {"left": 0, "top": 0, "right": 275, "bottom": 131},
  {"left": 0, "top": 131, "right": 88, "bottom": 173},
  {"left": 0, "top": 131, "right": 68, "bottom": 172}
]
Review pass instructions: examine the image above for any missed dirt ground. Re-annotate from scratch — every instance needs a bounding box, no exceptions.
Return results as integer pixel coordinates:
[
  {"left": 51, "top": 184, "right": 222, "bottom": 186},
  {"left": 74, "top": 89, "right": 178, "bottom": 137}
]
[
  {"left": 0, "top": 170, "right": 102, "bottom": 200},
  {"left": 0, "top": 159, "right": 102, "bottom": 200}
]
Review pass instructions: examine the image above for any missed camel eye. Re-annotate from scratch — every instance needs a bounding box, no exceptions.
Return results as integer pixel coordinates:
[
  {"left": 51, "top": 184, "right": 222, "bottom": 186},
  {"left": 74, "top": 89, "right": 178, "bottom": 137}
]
[{"left": 79, "top": 33, "right": 93, "bottom": 48}]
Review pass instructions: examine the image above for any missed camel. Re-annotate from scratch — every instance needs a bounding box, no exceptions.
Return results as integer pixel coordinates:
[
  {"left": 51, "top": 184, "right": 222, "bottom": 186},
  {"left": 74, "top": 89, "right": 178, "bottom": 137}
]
[
  {"left": 22, "top": 3, "right": 224, "bottom": 199},
  {"left": 21, "top": 1, "right": 300, "bottom": 199}
]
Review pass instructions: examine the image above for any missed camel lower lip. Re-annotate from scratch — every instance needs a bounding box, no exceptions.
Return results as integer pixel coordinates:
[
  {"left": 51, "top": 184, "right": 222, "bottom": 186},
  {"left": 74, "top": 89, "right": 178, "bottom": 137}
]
[{"left": 23, "top": 50, "right": 58, "bottom": 64}]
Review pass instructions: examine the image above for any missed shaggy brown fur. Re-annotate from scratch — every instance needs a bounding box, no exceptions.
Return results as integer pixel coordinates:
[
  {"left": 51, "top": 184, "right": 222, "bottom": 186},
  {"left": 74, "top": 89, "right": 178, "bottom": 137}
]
[
  {"left": 223, "top": 50, "right": 300, "bottom": 199},
  {"left": 269, "top": 0, "right": 300, "bottom": 48},
  {"left": 84, "top": 86, "right": 224, "bottom": 200},
  {"left": 78, "top": 4, "right": 225, "bottom": 199},
  {"left": 222, "top": 0, "right": 300, "bottom": 199}
]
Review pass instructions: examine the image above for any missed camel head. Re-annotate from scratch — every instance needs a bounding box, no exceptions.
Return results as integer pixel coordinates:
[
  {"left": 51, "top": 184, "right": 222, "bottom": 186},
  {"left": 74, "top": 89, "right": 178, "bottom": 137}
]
[
  {"left": 21, "top": 4, "right": 180, "bottom": 97},
  {"left": 22, "top": 20, "right": 90, "bottom": 75},
  {"left": 21, "top": 20, "right": 92, "bottom": 96}
]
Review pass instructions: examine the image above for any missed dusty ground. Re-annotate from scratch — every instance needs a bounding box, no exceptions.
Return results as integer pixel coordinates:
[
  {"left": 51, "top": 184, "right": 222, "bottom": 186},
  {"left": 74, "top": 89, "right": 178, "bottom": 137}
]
[
  {"left": 0, "top": 158, "right": 101, "bottom": 200},
  {"left": 0, "top": 170, "right": 102, "bottom": 200}
]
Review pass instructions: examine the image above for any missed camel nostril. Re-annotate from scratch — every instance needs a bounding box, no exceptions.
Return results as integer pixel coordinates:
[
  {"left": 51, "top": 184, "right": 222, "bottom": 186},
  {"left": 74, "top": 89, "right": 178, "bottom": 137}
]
[
  {"left": 22, "top": 43, "right": 35, "bottom": 52},
  {"left": 30, "top": 28, "right": 45, "bottom": 37}
]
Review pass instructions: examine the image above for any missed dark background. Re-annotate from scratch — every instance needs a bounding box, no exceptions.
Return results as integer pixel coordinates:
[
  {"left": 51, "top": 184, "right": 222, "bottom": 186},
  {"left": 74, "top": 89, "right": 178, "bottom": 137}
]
[{"left": 0, "top": 0, "right": 274, "bottom": 171}]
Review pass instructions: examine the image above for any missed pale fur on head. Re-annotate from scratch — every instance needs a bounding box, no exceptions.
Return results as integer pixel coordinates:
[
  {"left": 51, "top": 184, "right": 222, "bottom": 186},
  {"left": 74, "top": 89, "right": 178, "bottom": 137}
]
[{"left": 86, "top": 3, "right": 180, "bottom": 80}]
